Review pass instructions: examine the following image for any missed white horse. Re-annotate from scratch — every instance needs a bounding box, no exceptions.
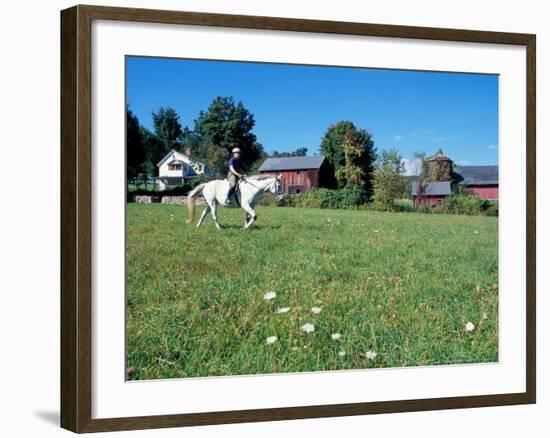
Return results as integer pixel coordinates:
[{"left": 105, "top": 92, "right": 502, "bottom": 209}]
[{"left": 186, "top": 175, "right": 282, "bottom": 229}]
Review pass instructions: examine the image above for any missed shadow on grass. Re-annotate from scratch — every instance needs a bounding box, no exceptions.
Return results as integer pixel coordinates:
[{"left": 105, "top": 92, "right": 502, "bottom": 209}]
[{"left": 218, "top": 224, "right": 282, "bottom": 231}]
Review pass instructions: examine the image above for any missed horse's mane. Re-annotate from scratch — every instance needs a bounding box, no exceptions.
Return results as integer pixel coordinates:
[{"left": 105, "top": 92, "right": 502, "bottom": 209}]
[{"left": 247, "top": 174, "right": 276, "bottom": 180}]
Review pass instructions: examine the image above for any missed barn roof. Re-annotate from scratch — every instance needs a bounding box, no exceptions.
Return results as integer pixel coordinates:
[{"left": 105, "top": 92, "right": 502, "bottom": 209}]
[
  {"left": 411, "top": 181, "right": 451, "bottom": 196},
  {"left": 258, "top": 156, "right": 325, "bottom": 172},
  {"left": 454, "top": 165, "right": 499, "bottom": 186}
]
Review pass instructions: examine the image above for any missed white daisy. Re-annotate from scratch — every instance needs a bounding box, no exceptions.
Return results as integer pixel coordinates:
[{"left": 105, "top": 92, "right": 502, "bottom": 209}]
[
  {"left": 311, "top": 307, "right": 322, "bottom": 314},
  {"left": 338, "top": 350, "right": 346, "bottom": 357},
  {"left": 301, "top": 323, "right": 315, "bottom": 333},
  {"left": 474, "top": 230, "right": 479, "bottom": 234},
  {"left": 465, "top": 321, "right": 476, "bottom": 332},
  {"left": 276, "top": 307, "right": 290, "bottom": 314},
  {"left": 263, "top": 291, "right": 276, "bottom": 300},
  {"left": 365, "top": 350, "right": 377, "bottom": 360},
  {"left": 266, "top": 336, "right": 278, "bottom": 344},
  {"left": 331, "top": 333, "right": 342, "bottom": 341}
]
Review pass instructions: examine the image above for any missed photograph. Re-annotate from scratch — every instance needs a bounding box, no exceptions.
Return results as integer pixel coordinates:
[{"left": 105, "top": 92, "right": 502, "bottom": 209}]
[{"left": 125, "top": 56, "right": 499, "bottom": 381}]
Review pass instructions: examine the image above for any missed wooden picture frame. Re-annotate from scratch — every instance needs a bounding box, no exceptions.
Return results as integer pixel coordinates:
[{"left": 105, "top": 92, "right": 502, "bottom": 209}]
[{"left": 60, "top": 4, "right": 536, "bottom": 433}]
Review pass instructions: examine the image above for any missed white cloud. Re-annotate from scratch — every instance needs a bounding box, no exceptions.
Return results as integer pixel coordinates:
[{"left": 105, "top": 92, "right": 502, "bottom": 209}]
[
  {"left": 455, "top": 160, "right": 470, "bottom": 166},
  {"left": 487, "top": 144, "right": 498, "bottom": 150},
  {"left": 393, "top": 134, "right": 403, "bottom": 141}
]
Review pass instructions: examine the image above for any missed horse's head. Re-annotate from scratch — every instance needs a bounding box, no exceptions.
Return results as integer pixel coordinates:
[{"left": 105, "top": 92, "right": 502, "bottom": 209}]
[{"left": 270, "top": 175, "right": 284, "bottom": 200}]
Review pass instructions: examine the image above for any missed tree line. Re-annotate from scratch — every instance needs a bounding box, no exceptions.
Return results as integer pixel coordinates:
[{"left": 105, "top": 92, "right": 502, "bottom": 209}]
[
  {"left": 127, "top": 96, "right": 264, "bottom": 181},
  {"left": 127, "top": 96, "right": 408, "bottom": 206}
]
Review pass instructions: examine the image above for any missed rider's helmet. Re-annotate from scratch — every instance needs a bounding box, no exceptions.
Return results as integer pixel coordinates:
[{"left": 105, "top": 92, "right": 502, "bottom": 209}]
[{"left": 232, "top": 147, "right": 241, "bottom": 154}]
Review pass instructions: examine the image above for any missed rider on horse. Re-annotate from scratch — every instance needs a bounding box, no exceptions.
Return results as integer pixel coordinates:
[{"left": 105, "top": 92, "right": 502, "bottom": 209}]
[{"left": 225, "top": 147, "right": 246, "bottom": 204}]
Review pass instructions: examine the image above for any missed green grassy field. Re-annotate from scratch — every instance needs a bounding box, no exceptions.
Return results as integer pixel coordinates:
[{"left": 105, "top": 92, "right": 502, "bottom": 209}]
[{"left": 126, "top": 204, "right": 498, "bottom": 380}]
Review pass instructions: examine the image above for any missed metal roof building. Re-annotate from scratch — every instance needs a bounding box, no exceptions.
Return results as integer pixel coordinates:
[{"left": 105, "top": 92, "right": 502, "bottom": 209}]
[
  {"left": 411, "top": 181, "right": 451, "bottom": 196},
  {"left": 454, "top": 165, "right": 499, "bottom": 186},
  {"left": 258, "top": 156, "right": 325, "bottom": 172}
]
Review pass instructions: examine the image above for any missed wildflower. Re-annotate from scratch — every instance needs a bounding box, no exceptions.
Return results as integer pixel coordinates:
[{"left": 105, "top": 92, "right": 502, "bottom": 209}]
[
  {"left": 276, "top": 307, "right": 290, "bottom": 314},
  {"left": 331, "top": 333, "right": 342, "bottom": 341},
  {"left": 374, "top": 230, "right": 379, "bottom": 233},
  {"left": 365, "top": 350, "right": 377, "bottom": 360},
  {"left": 465, "top": 321, "right": 475, "bottom": 332},
  {"left": 266, "top": 336, "right": 278, "bottom": 344},
  {"left": 301, "top": 323, "right": 315, "bottom": 333},
  {"left": 311, "top": 307, "right": 322, "bottom": 314},
  {"left": 264, "top": 291, "right": 276, "bottom": 300},
  {"left": 338, "top": 351, "right": 346, "bottom": 357},
  {"left": 474, "top": 230, "right": 479, "bottom": 234}
]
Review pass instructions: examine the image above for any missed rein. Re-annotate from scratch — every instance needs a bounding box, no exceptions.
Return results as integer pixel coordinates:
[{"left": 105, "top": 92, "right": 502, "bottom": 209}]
[{"left": 242, "top": 177, "right": 274, "bottom": 191}]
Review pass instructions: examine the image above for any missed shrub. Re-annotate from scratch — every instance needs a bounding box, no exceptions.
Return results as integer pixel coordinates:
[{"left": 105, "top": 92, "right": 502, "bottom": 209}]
[
  {"left": 441, "top": 193, "right": 497, "bottom": 216},
  {"left": 291, "top": 187, "right": 367, "bottom": 209},
  {"left": 484, "top": 201, "right": 499, "bottom": 217},
  {"left": 372, "top": 197, "right": 415, "bottom": 212},
  {"left": 257, "top": 194, "right": 281, "bottom": 206}
]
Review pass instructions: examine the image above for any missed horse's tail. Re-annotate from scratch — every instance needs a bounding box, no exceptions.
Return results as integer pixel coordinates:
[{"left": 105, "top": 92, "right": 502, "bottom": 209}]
[{"left": 186, "top": 183, "right": 206, "bottom": 224}]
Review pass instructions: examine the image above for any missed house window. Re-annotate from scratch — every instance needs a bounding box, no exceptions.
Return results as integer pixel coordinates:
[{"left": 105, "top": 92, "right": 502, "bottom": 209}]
[{"left": 169, "top": 164, "right": 182, "bottom": 171}]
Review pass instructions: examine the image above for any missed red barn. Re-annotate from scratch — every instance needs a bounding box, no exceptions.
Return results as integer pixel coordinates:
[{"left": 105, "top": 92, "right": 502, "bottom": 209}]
[
  {"left": 412, "top": 181, "right": 451, "bottom": 208},
  {"left": 258, "top": 156, "right": 326, "bottom": 194},
  {"left": 412, "top": 151, "right": 498, "bottom": 208},
  {"left": 454, "top": 165, "right": 499, "bottom": 200}
]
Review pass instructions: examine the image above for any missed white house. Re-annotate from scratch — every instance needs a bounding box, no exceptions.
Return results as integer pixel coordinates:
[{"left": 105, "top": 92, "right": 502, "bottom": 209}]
[{"left": 156, "top": 149, "right": 209, "bottom": 190}]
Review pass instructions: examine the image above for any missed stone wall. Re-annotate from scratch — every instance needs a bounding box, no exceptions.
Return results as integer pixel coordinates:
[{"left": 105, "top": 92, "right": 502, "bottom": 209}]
[
  {"left": 161, "top": 196, "right": 187, "bottom": 205},
  {"left": 134, "top": 195, "right": 160, "bottom": 204},
  {"left": 130, "top": 194, "right": 205, "bottom": 205}
]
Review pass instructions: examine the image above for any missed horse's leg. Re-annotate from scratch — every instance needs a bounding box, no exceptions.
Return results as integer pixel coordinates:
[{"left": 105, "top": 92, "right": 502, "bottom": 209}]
[
  {"left": 244, "top": 213, "right": 250, "bottom": 227},
  {"left": 196, "top": 204, "right": 210, "bottom": 228},
  {"left": 210, "top": 201, "right": 222, "bottom": 230},
  {"left": 243, "top": 203, "right": 257, "bottom": 229}
]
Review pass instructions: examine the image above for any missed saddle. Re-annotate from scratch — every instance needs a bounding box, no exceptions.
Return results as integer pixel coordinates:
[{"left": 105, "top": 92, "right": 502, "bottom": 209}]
[{"left": 226, "top": 179, "right": 242, "bottom": 207}]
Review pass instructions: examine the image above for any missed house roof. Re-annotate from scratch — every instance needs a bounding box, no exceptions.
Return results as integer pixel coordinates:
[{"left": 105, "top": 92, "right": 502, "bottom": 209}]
[
  {"left": 411, "top": 181, "right": 451, "bottom": 196},
  {"left": 454, "top": 165, "right": 498, "bottom": 186},
  {"left": 157, "top": 149, "right": 193, "bottom": 167},
  {"left": 258, "top": 156, "right": 325, "bottom": 172}
]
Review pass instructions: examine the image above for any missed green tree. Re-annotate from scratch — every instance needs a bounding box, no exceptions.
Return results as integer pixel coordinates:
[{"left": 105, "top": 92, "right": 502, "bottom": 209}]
[
  {"left": 335, "top": 135, "right": 367, "bottom": 189},
  {"left": 193, "top": 97, "right": 264, "bottom": 170},
  {"left": 372, "top": 149, "right": 408, "bottom": 211},
  {"left": 411, "top": 151, "right": 427, "bottom": 177},
  {"left": 139, "top": 126, "right": 163, "bottom": 177},
  {"left": 204, "top": 143, "right": 230, "bottom": 178},
  {"left": 320, "top": 121, "right": 376, "bottom": 194},
  {"left": 271, "top": 147, "right": 308, "bottom": 157},
  {"left": 126, "top": 106, "right": 145, "bottom": 183},
  {"left": 179, "top": 127, "right": 204, "bottom": 159},
  {"left": 152, "top": 107, "right": 183, "bottom": 154}
]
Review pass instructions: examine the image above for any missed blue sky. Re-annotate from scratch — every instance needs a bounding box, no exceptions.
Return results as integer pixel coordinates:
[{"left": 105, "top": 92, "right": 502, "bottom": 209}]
[{"left": 126, "top": 56, "right": 498, "bottom": 166}]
